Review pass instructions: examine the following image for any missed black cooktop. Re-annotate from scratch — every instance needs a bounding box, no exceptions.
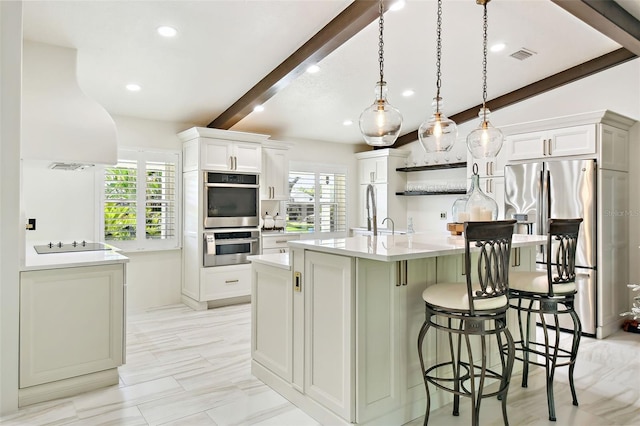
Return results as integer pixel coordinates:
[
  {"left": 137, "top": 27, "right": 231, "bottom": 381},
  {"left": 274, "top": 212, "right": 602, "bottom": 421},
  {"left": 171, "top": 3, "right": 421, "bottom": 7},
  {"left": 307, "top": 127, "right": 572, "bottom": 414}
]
[{"left": 34, "top": 241, "right": 111, "bottom": 254}]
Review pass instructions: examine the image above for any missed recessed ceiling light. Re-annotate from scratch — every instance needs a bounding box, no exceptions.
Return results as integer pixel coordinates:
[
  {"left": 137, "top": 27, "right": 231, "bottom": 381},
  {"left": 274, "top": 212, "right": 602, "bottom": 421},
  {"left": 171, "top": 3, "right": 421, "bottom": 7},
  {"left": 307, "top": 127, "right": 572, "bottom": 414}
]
[
  {"left": 306, "top": 64, "right": 320, "bottom": 74},
  {"left": 343, "top": 119, "right": 353, "bottom": 126},
  {"left": 157, "top": 26, "right": 177, "bottom": 37},
  {"left": 126, "top": 83, "right": 141, "bottom": 92},
  {"left": 402, "top": 89, "right": 415, "bottom": 97},
  {"left": 253, "top": 105, "right": 264, "bottom": 113},
  {"left": 490, "top": 42, "right": 506, "bottom": 53},
  {"left": 389, "top": 0, "right": 406, "bottom": 11}
]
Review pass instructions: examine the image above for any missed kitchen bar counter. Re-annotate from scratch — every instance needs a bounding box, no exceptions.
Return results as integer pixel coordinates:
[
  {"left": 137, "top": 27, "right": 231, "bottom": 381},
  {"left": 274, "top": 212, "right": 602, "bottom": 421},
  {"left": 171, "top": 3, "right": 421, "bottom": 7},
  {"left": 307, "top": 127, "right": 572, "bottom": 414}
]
[
  {"left": 288, "top": 232, "right": 546, "bottom": 262},
  {"left": 22, "top": 245, "right": 129, "bottom": 271},
  {"left": 252, "top": 232, "right": 546, "bottom": 425}
]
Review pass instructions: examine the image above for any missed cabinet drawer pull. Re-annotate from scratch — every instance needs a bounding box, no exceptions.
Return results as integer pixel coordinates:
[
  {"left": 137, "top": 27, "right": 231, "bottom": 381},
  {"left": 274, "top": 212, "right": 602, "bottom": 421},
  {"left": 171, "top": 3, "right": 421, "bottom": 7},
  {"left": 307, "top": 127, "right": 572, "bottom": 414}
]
[
  {"left": 512, "top": 247, "right": 521, "bottom": 267},
  {"left": 275, "top": 240, "right": 287, "bottom": 244},
  {"left": 294, "top": 271, "right": 302, "bottom": 292},
  {"left": 225, "top": 279, "right": 239, "bottom": 284},
  {"left": 542, "top": 139, "right": 547, "bottom": 156},
  {"left": 547, "top": 139, "right": 552, "bottom": 156},
  {"left": 486, "top": 162, "right": 490, "bottom": 176}
]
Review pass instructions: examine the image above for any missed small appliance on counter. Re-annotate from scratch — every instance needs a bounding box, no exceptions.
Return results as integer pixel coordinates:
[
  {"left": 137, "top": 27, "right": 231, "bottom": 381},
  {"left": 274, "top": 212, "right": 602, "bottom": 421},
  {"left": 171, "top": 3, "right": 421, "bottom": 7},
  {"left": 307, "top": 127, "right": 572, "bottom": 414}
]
[{"left": 261, "top": 212, "right": 286, "bottom": 232}]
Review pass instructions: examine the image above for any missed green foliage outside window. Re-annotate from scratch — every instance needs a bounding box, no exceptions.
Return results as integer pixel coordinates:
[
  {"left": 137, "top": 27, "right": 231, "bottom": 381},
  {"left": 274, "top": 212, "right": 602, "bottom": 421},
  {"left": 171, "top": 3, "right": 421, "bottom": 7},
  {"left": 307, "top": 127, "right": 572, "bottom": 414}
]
[{"left": 104, "top": 166, "right": 168, "bottom": 241}]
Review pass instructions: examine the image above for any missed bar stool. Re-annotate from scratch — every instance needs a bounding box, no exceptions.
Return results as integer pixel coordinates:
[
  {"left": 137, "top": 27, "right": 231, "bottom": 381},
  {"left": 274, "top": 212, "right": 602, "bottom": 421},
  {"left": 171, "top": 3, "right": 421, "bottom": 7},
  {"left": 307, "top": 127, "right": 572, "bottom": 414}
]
[
  {"left": 417, "top": 220, "right": 517, "bottom": 426},
  {"left": 507, "top": 218, "right": 583, "bottom": 422}
]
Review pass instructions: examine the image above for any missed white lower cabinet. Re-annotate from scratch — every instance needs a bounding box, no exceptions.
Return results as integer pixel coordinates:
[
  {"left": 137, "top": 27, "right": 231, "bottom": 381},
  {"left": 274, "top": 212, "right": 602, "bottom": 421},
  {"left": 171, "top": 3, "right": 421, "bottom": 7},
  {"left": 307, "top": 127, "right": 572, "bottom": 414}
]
[
  {"left": 251, "top": 247, "right": 537, "bottom": 425},
  {"left": 251, "top": 262, "right": 293, "bottom": 382},
  {"left": 19, "top": 263, "right": 125, "bottom": 405},
  {"left": 200, "top": 264, "right": 251, "bottom": 301},
  {"left": 261, "top": 233, "right": 299, "bottom": 254},
  {"left": 304, "top": 251, "right": 355, "bottom": 421},
  {"left": 356, "top": 257, "right": 438, "bottom": 423}
]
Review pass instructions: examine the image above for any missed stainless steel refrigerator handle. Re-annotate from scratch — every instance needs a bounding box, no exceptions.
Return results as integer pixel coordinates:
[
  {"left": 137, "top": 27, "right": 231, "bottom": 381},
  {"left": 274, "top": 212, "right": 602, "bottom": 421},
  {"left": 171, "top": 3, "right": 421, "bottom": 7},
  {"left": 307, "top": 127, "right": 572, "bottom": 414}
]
[
  {"left": 537, "top": 169, "right": 545, "bottom": 256},
  {"left": 543, "top": 170, "right": 551, "bottom": 232}
]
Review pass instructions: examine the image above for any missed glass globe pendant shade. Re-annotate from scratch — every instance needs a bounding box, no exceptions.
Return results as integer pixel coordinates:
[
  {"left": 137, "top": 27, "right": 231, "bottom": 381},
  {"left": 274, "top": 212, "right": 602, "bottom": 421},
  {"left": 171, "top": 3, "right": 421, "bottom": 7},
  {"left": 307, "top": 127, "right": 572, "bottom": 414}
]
[
  {"left": 466, "top": 108, "right": 504, "bottom": 160},
  {"left": 418, "top": 97, "right": 458, "bottom": 153},
  {"left": 359, "top": 81, "right": 403, "bottom": 147}
]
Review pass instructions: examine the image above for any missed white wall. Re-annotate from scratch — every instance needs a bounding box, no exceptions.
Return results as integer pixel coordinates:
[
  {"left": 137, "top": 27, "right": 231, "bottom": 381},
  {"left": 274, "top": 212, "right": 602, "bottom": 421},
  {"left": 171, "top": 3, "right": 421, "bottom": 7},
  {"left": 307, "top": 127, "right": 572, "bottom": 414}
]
[{"left": 0, "top": 0, "right": 23, "bottom": 415}]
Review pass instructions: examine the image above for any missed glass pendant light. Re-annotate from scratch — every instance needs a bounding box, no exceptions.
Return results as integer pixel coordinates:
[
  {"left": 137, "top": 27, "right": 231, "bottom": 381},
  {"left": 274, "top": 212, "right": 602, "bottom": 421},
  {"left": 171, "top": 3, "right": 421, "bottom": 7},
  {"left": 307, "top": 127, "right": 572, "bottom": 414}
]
[
  {"left": 466, "top": 0, "right": 504, "bottom": 159},
  {"left": 418, "top": 0, "right": 457, "bottom": 153},
  {"left": 359, "top": 0, "right": 402, "bottom": 147}
]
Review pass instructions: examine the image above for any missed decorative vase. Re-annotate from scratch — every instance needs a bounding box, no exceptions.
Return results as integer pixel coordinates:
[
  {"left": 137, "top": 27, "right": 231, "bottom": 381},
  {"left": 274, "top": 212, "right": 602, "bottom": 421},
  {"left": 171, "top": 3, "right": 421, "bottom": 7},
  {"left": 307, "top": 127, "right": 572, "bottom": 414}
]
[{"left": 465, "top": 163, "right": 497, "bottom": 221}]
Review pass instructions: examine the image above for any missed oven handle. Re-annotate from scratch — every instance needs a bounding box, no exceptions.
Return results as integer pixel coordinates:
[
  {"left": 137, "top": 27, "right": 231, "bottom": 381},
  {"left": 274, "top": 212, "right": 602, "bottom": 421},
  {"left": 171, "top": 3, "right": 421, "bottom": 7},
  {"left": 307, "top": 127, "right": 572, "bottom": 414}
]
[
  {"left": 214, "top": 238, "right": 259, "bottom": 245},
  {"left": 205, "top": 183, "right": 259, "bottom": 189}
]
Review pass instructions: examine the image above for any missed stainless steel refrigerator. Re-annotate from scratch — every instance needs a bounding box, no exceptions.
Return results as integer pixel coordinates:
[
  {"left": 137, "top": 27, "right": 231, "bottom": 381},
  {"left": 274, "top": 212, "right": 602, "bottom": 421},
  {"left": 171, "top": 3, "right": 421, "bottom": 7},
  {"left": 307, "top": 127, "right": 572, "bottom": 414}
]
[{"left": 504, "top": 159, "right": 597, "bottom": 336}]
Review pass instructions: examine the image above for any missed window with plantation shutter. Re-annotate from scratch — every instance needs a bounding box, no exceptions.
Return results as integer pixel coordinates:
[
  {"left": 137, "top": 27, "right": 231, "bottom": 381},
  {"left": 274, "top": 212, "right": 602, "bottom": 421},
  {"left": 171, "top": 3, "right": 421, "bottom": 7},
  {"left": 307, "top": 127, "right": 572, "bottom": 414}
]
[
  {"left": 286, "top": 164, "right": 347, "bottom": 237},
  {"left": 101, "top": 149, "right": 181, "bottom": 251}
]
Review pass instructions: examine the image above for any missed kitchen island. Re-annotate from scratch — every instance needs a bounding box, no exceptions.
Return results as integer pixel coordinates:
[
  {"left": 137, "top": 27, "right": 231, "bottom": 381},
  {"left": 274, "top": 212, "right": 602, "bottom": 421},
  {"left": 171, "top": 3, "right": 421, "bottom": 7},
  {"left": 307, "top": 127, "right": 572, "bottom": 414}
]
[
  {"left": 19, "top": 246, "right": 129, "bottom": 406},
  {"left": 250, "top": 233, "right": 546, "bottom": 425}
]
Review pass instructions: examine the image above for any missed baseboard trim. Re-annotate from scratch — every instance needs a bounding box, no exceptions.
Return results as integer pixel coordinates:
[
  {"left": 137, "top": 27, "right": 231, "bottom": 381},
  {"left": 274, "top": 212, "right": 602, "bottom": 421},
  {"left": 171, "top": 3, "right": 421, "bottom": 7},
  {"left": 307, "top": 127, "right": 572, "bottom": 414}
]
[{"left": 19, "top": 368, "right": 119, "bottom": 407}]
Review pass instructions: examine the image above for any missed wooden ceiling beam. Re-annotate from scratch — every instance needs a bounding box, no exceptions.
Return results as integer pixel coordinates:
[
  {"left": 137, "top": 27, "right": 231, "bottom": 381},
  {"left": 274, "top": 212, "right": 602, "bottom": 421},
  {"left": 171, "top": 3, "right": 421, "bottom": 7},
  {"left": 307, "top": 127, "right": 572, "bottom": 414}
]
[
  {"left": 208, "top": 0, "right": 387, "bottom": 130},
  {"left": 551, "top": 0, "right": 640, "bottom": 57},
  {"left": 393, "top": 47, "right": 636, "bottom": 148}
]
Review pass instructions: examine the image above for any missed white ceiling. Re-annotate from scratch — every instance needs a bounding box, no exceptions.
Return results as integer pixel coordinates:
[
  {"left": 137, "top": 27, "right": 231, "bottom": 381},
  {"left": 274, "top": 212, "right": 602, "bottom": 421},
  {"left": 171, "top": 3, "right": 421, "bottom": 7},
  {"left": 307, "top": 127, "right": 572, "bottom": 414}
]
[{"left": 22, "top": 1, "right": 633, "bottom": 145}]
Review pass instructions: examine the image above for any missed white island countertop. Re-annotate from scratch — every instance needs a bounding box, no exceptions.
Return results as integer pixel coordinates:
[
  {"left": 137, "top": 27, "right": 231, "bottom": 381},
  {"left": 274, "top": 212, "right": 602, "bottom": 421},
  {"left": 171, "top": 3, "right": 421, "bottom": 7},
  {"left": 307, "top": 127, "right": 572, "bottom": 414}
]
[
  {"left": 288, "top": 233, "right": 547, "bottom": 262},
  {"left": 23, "top": 245, "right": 129, "bottom": 271}
]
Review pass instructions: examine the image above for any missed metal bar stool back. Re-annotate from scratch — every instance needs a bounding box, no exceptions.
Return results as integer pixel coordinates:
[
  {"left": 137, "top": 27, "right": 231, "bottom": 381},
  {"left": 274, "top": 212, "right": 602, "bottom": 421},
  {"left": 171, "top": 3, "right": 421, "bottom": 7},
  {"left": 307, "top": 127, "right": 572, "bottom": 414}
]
[
  {"left": 507, "top": 218, "right": 583, "bottom": 422},
  {"left": 417, "top": 219, "right": 517, "bottom": 426}
]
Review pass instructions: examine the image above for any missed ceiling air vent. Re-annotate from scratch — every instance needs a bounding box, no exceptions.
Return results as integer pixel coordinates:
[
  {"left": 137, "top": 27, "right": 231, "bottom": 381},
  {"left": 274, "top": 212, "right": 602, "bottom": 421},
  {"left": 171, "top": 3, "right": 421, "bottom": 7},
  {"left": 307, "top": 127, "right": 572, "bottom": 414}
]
[
  {"left": 49, "top": 162, "right": 94, "bottom": 171},
  {"left": 510, "top": 48, "right": 536, "bottom": 61}
]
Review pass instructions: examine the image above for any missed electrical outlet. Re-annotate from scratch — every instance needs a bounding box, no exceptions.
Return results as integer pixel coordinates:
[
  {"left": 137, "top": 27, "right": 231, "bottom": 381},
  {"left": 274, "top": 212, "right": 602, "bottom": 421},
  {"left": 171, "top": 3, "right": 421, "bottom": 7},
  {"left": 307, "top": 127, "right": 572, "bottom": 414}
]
[
  {"left": 26, "top": 218, "right": 36, "bottom": 230},
  {"left": 440, "top": 212, "right": 447, "bottom": 220}
]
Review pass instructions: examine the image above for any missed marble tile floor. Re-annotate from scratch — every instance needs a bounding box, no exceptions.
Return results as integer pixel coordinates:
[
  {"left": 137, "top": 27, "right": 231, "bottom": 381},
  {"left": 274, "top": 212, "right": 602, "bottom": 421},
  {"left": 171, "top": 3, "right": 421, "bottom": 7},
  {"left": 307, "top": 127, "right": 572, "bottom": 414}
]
[{"left": 2, "top": 303, "right": 639, "bottom": 426}]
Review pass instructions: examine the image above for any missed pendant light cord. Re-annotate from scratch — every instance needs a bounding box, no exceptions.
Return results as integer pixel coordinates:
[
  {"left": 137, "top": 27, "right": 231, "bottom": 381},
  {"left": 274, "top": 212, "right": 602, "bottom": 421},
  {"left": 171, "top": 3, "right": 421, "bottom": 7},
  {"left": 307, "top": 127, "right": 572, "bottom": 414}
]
[
  {"left": 435, "top": 0, "right": 442, "bottom": 112},
  {"left": 481, "top": 2, "right": 488, "bottom": 123},
  {"left": 378, "top": 0, "right": 385, "bottom": 99}
]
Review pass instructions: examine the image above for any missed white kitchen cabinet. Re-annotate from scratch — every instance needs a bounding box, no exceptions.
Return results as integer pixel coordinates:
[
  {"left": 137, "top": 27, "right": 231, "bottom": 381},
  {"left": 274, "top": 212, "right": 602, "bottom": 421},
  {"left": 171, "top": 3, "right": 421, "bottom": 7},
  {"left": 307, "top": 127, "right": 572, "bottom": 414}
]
[
  {"left": 261, "top": 144, "right": 290, "bottom": 200},
  {"left": 200, "top": 139, "right": 262, "bottom": 173},
  {"left": 304, "top": 251, "right": 354, "bottom": 421},
  {"left": 479, "top": 176, "right": 505, "bottom": 219},
  {"left": 506, "top": 124, "right": 595, "bottom": 161},
  {"left": 200, "top": 264, "right": 251, "bottom": 302},
  {"left": 251, "top": 261, "right": 293, "bottom": 382},
  {"left": 467, "top": 137, "right": 508, "bottom": 179},
  {"left": 359, "top": 155, "right": 388, "bottom": 183},
  {"left": 598, "top": 169, "right": 629, "bottom": 338},
  {"left": 19, "top": 264, "right": 125, "bottom": 389},
  {"left": 355, "top": 148, "right": 409, "bottom": 231},
  {"left": 599, "top": 124, "right": 629, "bottom": 171},
  {"left": 355, "top": 257, "right": 438, "bottom": 423},
  {"left": 178, "top": 127, "right": 269, "bottom": 173},
  {"left": 261, "top": 233, "right": 299, "bottom": 254}
]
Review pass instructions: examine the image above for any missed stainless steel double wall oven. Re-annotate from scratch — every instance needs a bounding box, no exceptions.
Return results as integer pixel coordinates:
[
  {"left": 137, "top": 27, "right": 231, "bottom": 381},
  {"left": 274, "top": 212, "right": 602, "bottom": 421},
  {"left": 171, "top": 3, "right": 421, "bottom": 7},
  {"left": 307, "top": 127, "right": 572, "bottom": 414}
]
[{"left": 202, "top": 171, "right": 260, "bottom": 266}]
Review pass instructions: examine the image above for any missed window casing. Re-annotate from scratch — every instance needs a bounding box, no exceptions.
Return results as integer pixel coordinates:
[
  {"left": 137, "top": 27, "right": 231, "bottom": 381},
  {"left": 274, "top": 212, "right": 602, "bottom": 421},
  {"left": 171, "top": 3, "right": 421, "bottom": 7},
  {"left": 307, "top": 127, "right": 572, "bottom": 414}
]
[
  {"left": 286, "top": 164, "right": 347, "bottom": 238},
  {"left": 100, "top": 149, "right": 181, "bottom": 251}
]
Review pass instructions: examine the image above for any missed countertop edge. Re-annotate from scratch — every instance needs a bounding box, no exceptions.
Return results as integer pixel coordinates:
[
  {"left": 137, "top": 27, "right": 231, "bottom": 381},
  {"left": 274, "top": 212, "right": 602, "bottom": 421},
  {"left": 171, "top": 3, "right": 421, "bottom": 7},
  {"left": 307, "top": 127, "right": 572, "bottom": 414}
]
[
  {"left": 22, "top": 250, "right": 130, "bottom": 272},
  {"left": 249, "top": 253, "right": 291, "bottom": 270},
  {"left": 288, "top": 234, "right": 546, "bottom": 262}
]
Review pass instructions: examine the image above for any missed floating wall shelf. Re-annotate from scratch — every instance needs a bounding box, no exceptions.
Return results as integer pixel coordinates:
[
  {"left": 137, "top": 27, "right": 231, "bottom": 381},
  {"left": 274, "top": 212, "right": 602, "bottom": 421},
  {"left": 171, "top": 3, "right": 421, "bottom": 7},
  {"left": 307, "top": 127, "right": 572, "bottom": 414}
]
[{"left": 396, "top": 161, "right": 466, "bottom": 172}]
